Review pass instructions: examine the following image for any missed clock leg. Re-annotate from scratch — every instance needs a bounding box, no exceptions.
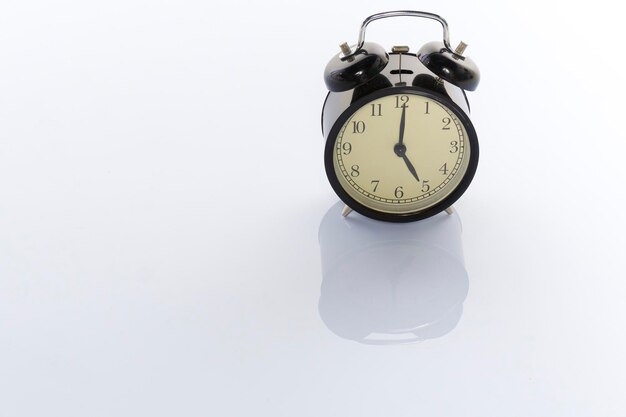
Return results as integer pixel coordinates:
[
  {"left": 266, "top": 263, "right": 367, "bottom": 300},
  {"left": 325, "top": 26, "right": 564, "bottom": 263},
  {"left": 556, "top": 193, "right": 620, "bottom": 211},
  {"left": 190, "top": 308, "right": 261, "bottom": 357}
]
[
  {"left": 445, "top": 207, "right": 455, "bottom": 215},
  {"left": 341, "top": 205, "right": 353, "bottom": 217}
]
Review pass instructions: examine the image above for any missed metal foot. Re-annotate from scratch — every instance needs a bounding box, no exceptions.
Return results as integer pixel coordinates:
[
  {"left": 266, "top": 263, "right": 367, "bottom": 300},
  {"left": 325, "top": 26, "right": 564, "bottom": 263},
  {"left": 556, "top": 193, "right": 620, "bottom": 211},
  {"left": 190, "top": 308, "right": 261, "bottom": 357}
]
[
  {"left": 445, "top": 206, "right": 454, "bottom": 215},
  {"left": 341, "top": 205, "right": 353, "bottom": 217}
]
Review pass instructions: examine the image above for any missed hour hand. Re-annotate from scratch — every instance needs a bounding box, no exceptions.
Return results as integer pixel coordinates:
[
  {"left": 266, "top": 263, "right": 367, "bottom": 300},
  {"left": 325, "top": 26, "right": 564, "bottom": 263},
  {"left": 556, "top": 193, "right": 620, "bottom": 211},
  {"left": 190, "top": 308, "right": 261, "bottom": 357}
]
[
  {"left": 394, "top": 143, "right": 420, "bottom": 183},
  {"left": 401, "top": 154, "right": 420, "bottom": 182}
]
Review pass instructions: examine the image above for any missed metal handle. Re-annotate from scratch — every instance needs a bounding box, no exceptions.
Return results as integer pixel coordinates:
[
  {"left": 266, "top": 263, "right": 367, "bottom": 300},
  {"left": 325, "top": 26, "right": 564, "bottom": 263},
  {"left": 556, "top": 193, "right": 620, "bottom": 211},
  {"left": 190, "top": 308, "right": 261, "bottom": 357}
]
[{"left": 348, "top": 10, "right": 452, "bottom": 57}]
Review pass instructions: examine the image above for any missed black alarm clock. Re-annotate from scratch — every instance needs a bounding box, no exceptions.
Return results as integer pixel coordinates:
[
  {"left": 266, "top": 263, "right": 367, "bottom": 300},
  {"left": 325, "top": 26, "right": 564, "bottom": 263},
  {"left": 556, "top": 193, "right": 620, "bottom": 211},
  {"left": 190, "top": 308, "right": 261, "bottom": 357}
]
[{"left": 322, "top": 11, "right": 480, "bottom": 222}]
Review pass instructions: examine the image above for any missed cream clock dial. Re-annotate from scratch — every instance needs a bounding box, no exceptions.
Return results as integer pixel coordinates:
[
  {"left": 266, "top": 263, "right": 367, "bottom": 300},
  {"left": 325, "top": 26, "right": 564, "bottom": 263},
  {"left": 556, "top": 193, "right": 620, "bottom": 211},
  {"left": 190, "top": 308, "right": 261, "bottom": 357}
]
[{"left": 325, "top": 88, "right": 478, "bottom": 221}]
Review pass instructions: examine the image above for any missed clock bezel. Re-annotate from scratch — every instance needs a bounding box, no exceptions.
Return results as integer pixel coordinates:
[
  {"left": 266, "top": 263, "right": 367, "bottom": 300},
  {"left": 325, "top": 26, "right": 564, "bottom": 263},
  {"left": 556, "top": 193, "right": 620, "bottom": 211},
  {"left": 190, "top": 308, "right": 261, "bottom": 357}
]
[{"left": 324, "top": 86, "right": 479, "bottom": 223}]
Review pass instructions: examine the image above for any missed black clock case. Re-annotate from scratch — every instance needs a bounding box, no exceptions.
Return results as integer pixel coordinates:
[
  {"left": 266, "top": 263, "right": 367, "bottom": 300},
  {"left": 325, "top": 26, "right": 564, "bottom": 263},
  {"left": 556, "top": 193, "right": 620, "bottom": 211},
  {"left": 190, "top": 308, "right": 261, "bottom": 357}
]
[{"left": 321, "top": 51, "right": 479, "bottom": 223}]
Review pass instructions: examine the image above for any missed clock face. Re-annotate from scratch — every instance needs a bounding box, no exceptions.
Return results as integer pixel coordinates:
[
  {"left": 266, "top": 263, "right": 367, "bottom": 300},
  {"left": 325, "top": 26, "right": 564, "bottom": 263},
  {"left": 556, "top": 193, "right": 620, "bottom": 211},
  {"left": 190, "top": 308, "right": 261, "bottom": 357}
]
[{"left": 326, "top": 88, "right": 477, "bottom": 221}]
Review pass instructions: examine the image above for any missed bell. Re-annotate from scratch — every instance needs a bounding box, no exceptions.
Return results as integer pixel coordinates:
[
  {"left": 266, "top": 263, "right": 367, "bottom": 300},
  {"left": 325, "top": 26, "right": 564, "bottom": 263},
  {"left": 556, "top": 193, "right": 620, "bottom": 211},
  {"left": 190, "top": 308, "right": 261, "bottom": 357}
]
[
  {"left": 323, "top": 42, "right": 389, "bottom": 92},
  {"left": 417, "top": 41, "right": 480, "bottom": 91}
]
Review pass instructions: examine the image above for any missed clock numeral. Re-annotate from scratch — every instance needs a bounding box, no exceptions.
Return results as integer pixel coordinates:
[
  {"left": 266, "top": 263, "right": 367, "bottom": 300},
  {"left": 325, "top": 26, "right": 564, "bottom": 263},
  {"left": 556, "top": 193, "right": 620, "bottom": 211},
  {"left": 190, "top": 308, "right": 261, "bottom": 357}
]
[
  {"left": 352, "top": 121, "right": 365, "bottom": 134},
  {"left": 425, "top": 101, "right": 430, "bottom": 114},
  {"left": 394, "top": 186, "right": 404, "bottom": 198},
  {"left": 395, "top": 95, "right": 409, "bottom": 108},
  {"left": 421, "top": 180, "right": 430, "bottom": 193},
  {"left": 350, "top": 165, "right": 360, "bottom": 177},
  {"left": 342, "top": 142, "right": 352, "bottom": 155},
  {"left": 450, "top": 141, "right": 459, "bottom": 153},
  {"left": 439, "top": 163, "right": 448, "bottom": 175},
  {"left": 371, "top": 180, "right": 380, "bottom": 192},
  {"left": 370, "top": 103, "right": 382, "bottom": 117},
  {"left": 442, "top": 117, "right": 451, "bottom": 130}
]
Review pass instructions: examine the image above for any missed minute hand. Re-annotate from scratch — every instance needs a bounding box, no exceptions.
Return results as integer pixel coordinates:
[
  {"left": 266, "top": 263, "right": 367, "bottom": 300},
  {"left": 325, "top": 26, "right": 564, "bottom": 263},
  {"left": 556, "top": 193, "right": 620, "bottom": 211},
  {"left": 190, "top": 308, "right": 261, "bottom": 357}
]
[{"left": 398, "top": 105, "right": 406, "bottom": 145}]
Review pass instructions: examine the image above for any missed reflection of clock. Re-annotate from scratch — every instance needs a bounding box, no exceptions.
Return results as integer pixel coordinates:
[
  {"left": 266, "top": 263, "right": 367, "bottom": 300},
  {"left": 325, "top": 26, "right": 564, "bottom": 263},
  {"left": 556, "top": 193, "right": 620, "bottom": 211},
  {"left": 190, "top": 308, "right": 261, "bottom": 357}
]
[
  {"left": 318, "top": 202, "right": 469, "bottom": 344},
  {"left": 322, "top": 11, "right": 480, "bottom": 222}
]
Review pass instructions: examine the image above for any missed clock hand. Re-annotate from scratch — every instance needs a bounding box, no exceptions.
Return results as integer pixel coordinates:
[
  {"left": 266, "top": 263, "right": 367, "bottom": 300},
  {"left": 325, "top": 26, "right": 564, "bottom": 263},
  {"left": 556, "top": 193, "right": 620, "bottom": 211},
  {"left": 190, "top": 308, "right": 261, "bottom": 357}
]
[
  {"left": 398, "top": 104, "right": 406, "bottom": 145},
  {"left": 402, "top": 154, "right": 420, "bottom": 183},
  {"left": 394, "top": 105, "right": 419, "bottom": 183},
  {"left": 393, "top": 143, "right": 420, "bottom": 183}
]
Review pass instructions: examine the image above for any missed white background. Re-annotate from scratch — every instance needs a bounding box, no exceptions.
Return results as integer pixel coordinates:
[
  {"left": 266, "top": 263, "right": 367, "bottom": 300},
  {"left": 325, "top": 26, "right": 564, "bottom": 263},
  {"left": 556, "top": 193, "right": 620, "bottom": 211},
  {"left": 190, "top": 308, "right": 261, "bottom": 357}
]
[{"left": 1, "top": 0, "right": 626, "bottom": 416}]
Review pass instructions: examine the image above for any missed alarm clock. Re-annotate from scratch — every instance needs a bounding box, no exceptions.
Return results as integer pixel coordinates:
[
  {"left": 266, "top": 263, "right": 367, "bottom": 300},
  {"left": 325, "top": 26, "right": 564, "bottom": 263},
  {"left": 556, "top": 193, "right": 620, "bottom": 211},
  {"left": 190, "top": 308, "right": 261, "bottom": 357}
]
[{"left": 322, "top": 11, "right": 480, "bottom": 222}]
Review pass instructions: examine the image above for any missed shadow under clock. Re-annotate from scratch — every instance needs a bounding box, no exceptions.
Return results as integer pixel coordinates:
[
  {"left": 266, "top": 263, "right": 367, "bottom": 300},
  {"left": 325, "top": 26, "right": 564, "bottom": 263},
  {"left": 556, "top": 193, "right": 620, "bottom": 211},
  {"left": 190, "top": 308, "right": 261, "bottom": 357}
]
[{"left": 318, "top": 201, "right": 470, "bottom": 344}]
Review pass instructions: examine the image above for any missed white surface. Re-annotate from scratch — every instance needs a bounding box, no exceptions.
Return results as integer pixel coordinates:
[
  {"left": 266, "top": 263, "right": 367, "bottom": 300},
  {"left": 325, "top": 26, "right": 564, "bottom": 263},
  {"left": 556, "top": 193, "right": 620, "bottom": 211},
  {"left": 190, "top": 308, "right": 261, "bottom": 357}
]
[{"left": 1, "top": 1, "right": 626, "bottom": 416}]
